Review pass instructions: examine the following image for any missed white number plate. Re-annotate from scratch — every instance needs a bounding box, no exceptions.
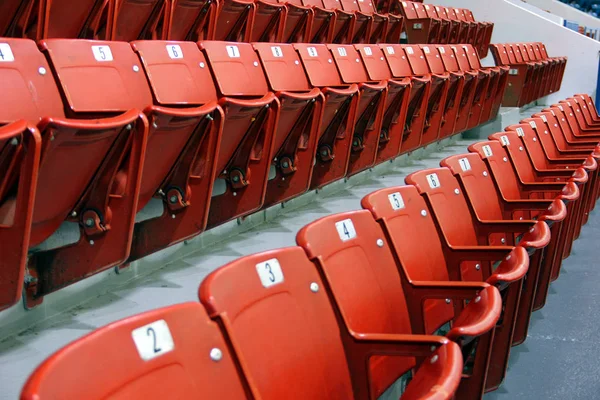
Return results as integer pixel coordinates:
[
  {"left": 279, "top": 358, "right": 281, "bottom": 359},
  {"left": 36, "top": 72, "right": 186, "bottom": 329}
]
[
  {"left": 426, "top": 173, "right": 441, "bottom": 189},
  {"left": 0, "top": 43, "right": 15, "bottom": 62},
  {"left": 92, "top": 45, "right": 113, "bottom": 62},
  {"left": 388, "top": 192, "right": 405, "bottom": 210},
  {"left": 132, "top": 320, "right": 175, "bottom": 361},
  {"left": 166, "top": 44, "right": 183, "bottom": 59},
  {"left": 256, "top": 258, "right": 284, "bottom": 288},
  {"left": 226, "top": 45, "right": 240, "bottom": 58},
  {"left": 336, "top": 219, "right": 357, "bottom": 241}
]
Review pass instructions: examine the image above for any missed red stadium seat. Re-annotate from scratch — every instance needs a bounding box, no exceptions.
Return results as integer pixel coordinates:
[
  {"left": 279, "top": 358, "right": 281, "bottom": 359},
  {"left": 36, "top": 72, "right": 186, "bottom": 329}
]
[
  {"left": 198, "top": 41, "right": 279, "bottom": 228},
  {"left": 379, "top": 44, "right": 430, "bottom": 154},
  {"left": 253, "top": 43, "right": 324, "bottom": 207},
  {"left": 437, "top": 44, "right": 477, "bottom": 134},
  {"left": 161, "top": 0, "right": 218, "bottom": 41},
  {"left": 110, "top": 0, "right": 166, "bottom": 41},
  {"left": 362, "top": 184, "right": 530, "bottom": 394},
  {"left": 404, "top": 45, "right": 449, "bottom": 147},
  {"left": 328, "top": 44, "right": 387, "bottom": 175},
  {"left": 40, "top": 0, "right": 111, "bottom": 40},
  {"left": 21, "top": 303, "right": 250, "bottom": 399},
  {"left": 297, "top": 210, "right": 501, "bottom": 400},
  {"left": 294, "top": 43, "right": 359, "bottom": 189},
  {"left": 467, "top": 140, "right": 578, "bottom": 345},
  {"left": 0, "top": 121, "right": 41, "bottom": 311},
  {"left": 0, "top": 38, "right": 148, "bottom": 308},
  {"left": 128, "top": 40, "right": 223, "bottom": 262},
  {"left": 200, "top": 246, "right": 463, "bottom": 399},
  {"left": 355, "top": 44, "right": 411, "bottom": 164},
  {"left": 421, "top": 44, "right": 463, "bottom": 138},
  {"left": 399, "top": 1, "right": 441, "bottom": 44},
  {"left": 440, "top": 152, "right": 565, "bottom": 390},
  {"left": 405, "top": 167, "right": 550, "bottom": 350}
]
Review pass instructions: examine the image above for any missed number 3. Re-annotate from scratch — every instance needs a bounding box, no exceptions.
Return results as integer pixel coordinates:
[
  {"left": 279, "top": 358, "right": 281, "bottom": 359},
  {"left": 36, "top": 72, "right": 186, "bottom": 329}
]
[{"left": 265, "top": 263, "right": 275, "bottom": 282}]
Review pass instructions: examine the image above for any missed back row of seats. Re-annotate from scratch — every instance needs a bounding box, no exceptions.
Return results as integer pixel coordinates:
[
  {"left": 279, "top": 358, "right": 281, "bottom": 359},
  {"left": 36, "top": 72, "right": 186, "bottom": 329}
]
[
  {"left": 491, "top": 42, "right": 568, "bottom": 107},
  {"left": 387, "top": 1, "right": 494, "bottom": 56},
  {"left": 20, "top": 94, "right": 600, "bottom": 400},
  {"left": 0, "top": 0, "right": 493, "bottom": 48},
  {"left": 0, "top": 39, "right": 508, "bottom": 310}
]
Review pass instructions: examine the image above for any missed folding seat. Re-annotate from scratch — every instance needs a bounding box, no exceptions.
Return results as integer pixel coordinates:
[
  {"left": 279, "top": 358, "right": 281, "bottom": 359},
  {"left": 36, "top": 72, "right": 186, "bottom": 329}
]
[
  {"left": 450, "top": 44, "right": 489, "bottom": 129},
  {"left": 463, "top": 44, "right": 510, "bottom": 120},
  {"left": 572, "top": 94, "right": 600, "bottom": 128},
  {"left": 490, "top": 43, "right": 534, "bottom": 108},
  {"left": 341, "top": 0, "right": 403, "bottom": 44},
  {"left": 421, "top": 45, "right": 463, "bottom": 139},
  {"left": 422, "top": 4, "right": 450, "bottom": 44},
  {"left": 510, "top": 43, "right": 543, "bottom": 105},
  {"left": 538, "top": 43, "right": 567, "bottom": 93},
  {"left": 435, "top": 6, "right": 461, "bottom": 44},
  {"left": 201, "top": 246, "right": 463, "bottom": 399},
  {"left": 327, "top": 44, "right": 388, "bottom": 175},
  {"left": 403, "top": 45, "right": 450, "bottom": 147},
  {"left": 521, "top": 43, "right": 550, "bottom": 100},
  {"left": 213, "top": 0, "right": 283, "bottom": 43},
  {"left": 38, "top": 0, "right": 111, "bottom": 40},
  {"left": 440, "top": 153, "right": 565, "bottom": 390},
  {"left": 461, "top": 9, "right": 493, "bottom": 57},
  {"left": 161, "top": 0, "right": 219, "bottom": 41},
  {"left": 198, "top": 41, "right": 279, "bottom": 227},
  {"left": 109, "top": 40, "right": 220, "bottom": 264},
  {"left": 0, "top": 121, "right": 40, "bottom": 311},
  {"left": 379, "top": 44, "right": 430, "bottom": 154},
  {"left": 362, "top": 184, "right": 530, "bottom": 395},
  {"left": 293, "top": 44, "right": 359, "bottom": 189},
  {"left": 444, "top": 7, "right": 470, "bottom": 45},
  {"left": 452, "top": 7, "right": 478, "bottom": 47},
  {"left": 0, "top": 39, "right": 147, "bottom": 308},
  {"left": 315, "top": 0, "right": 357, "bottom": 44},
  {"left": 252, "top": 43, "right": 324, "bottom": 208},
  {"left": 334, "top": 0, "right": 380, "bottom": 44},
  {"left": 355, "top": 44, "right": 411, "bottom": 164},
  {"left": 467, "top": 139, "right": 578, "bottom": 345},
  {"left": 498, "top": 121, "right": 594, "bottom": 306},
  {"left": 399, "top": 1, "right": 441, "bottom": 44},
  {"left": 297, "top": 210, "right": 502, "bottom": 400},
  {"left": 437, "top": 45, "right": 477, "bottom": 134},
  {"left": 21, "top": 303, "right": 250, "bottom": 399},
  {"left": 405, "top": 167, "right": 551, "bottom": 353},
  {"left": 490, "top": 127, "right": 589, "bottom": 254},
  {"left": 0, "top": 0, "right": 28, "bottom": 36},
  {"left": 109, "top": 0, "right": 166, "bottom": 41}
]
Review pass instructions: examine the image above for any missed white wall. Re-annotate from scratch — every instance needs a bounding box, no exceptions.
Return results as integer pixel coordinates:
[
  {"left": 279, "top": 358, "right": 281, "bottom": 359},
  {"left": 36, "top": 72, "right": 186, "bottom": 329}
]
[
  {"left": 524, "top": 0, "right": 600, "bottom": 29},
  {"left": 435, "top": 0, "right": 600, "bottom": 105},
  {"left": 506, "top": 0, "right": 564, "bottom": 24}
]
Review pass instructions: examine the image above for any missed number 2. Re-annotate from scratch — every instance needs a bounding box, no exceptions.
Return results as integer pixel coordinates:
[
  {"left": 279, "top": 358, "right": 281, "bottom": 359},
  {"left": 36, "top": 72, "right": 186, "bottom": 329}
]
[{"left": 147, "top": 327, "right": 161, "bottom": 353}]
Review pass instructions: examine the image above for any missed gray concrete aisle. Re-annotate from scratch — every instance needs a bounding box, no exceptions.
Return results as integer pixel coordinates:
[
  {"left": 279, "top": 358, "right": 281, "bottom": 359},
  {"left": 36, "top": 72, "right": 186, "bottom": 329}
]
[{"left": 486, "top": 207, "right": 600, "bottom": 400}]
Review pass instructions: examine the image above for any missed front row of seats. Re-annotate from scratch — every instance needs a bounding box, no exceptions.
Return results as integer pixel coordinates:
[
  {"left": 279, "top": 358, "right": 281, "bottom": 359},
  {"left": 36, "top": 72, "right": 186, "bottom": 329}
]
[
  {"left": 20, "top": 94, "right": 600, "bottom": 400},
  {"left": 0, "top": 39, "right": 506, "bottom": 310}
]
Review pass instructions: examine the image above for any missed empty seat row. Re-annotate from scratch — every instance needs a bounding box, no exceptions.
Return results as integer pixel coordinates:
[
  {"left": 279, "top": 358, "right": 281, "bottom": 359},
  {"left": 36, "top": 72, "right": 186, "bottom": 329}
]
[
  {"left": 0, "top": 39, "right": 506, "bottom": 310},
  {"left": 20, "top": 94, "right": 600, "bottom": 399},
  {"left": 490, "top": 42, "right": 568, "bottom": 107},
  {"left": 0, "top": 0, "right": 404, "bottom": 44},
  {"left": 380, "top": 1, "right": 494, "bottom": 57}
]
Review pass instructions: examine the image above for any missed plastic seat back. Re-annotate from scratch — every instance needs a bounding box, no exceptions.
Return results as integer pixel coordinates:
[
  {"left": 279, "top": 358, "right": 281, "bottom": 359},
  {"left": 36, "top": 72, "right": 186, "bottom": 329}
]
[
  {"left": 421, "top": 45, "right": 445, "bottom": 75},
  {"left": 297, "top": 210, "right": 416, "bottom": 397},
  {"left": 199, "top": 247, "right": 355, "bottom": 399},
  {"left": 488, "top": 130, "right": 538, "bottom": 183},
  {"left": 355, "top": 44, "right": 393, "bottom": 81},
  {"left": 254, "top": 43, "right": 312, "bottom": 92},
  {"left": 21, "top": 303, "right": 248, "bottom": 399},
  {"left": 43, "top": 0, "right": 110, "bottom": 39},
  {"left": 361, "top": 186, "right": 455, "bottom": 331},
  {"left": 405, "top": 168, "right": 484, "bottom": 281},
  {"left": 127, "top": 40, "right": 222, "bottom": 261},
  {"left": 164, "top": 0, "right": 217, "bottom": 41},
  {"left": 511, "top": 120, "right": 554, "bottom": 170},
  {"left": 111, "top": 0, "right": 165, "bottom": 41},
  {"left": 0, "top": 120, "right": 40, "bottom": 311},
  {"left": 380, "top": 44, "right": 413, "bottom": 78},
  {"left": 328, "top": 44, "right": 371, "bottom": 84},
  {"left": 452, "top": 44, "right": 474, "bottom": 72},
  {"left": 0, "top": 0, "right": 25, "bottom": 36},
  {"left": 294, "top": 43, "right": 344, "bottom": 88},
  {"left": 468, "top": 140, "right": 524, "bottom": 200},
  {"left": 403, "top": 45, "right": 431, "bottom": 75},
  {"left": 441, "top": 153, "right": 504, "bottom": 221}
]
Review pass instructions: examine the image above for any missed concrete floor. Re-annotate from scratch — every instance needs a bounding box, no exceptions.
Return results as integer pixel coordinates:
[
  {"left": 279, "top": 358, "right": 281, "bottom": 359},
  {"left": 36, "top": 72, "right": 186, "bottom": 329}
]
[{"left": 1, "top": 105, "right": 597, "bottom": 399}]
